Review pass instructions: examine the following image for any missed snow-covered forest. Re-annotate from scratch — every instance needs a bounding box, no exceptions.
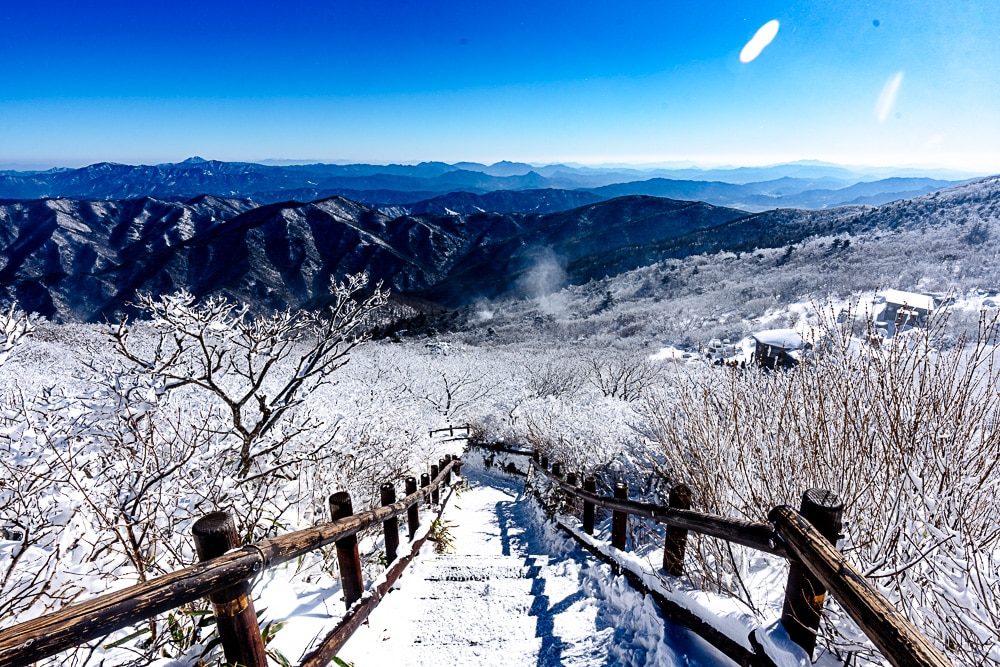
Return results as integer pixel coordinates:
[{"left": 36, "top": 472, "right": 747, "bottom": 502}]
[{"left": 2, "top": 258, "right": 999, "bottom": 666}]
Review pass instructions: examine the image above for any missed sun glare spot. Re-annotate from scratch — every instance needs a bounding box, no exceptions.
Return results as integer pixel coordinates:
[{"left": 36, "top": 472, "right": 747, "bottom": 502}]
[
  {"left": 875, "top": 71, "right": 904, "bottom": 122},
  {"left": 739, "top": 20, "right": 780, "bottom": 64}
]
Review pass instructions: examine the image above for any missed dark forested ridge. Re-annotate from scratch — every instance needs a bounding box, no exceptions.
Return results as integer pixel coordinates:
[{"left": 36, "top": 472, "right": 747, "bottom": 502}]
[{"left": 0, "top": 175, "right": 997, "bottom": 321}]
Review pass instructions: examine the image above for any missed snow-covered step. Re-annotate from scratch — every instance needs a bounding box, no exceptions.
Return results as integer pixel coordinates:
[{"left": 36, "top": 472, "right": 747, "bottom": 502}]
[
  {"left": 415, "top": 555, "right": 582, "bottom": 612},
  {"left": 418, "top": 575, "right": 541, "bottom": 597},
  {"left": 380, "top": 638, "right": 546, "bottom": 666},
  {"left": 422, "top": 554, "right": 553, "bottom": 581},
  {"left": 394, "top": 601, "right": 541, "bottom": 644}
]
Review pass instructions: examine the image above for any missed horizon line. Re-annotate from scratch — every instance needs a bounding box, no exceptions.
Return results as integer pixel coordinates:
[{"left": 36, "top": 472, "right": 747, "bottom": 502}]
[{"left": 0, "top": 156, "right": 991, "bottom": 177}]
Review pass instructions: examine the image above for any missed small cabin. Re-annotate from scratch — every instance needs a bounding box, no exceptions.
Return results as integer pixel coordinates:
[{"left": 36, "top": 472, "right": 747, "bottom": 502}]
[
  {"left": 751, "top": 329, "right": 804, "bottom": 370},
  {"left": 878, "top": 290, "right": 936, "bottom": 336}
]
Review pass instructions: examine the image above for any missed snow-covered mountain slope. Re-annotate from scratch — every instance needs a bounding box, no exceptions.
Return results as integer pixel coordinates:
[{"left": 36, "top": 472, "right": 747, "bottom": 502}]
[{"left": 0, "top": 176, "right": 998, "bottom": 322}]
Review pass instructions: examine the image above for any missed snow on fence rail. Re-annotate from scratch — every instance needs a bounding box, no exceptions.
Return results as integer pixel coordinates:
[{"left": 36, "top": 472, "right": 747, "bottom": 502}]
[
  {"left": 0, "top": 457, "right": 462, "bottom": 667},
  {"left": 528, "top": 454, "right": 952, "bottom": 667},
  {"left": 427, "top": 423, "right": 471, "bottom": 442}
]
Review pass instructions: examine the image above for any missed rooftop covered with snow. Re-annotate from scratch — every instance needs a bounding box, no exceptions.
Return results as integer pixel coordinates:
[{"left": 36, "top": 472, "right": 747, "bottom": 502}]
[
  {"left": 880, "top": 289, "right": 936, "bottom": 312},
  {"left": 751, "top": 329, "right": 804, "bottom": 350}
]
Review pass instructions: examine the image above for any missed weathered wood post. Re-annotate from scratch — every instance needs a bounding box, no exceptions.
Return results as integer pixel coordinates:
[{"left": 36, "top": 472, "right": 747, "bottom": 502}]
[
  {"left": 405, "top": 476, "right": 419, "bottom": 540},
  {"left": 329, "top": 492, "right": 364, "bottom": 608},
  {"left": 532, "top": 449, "right": 540, "bottom": 464},
  {"left": 564, "top": 471, "right": 578, "bottom": 512},
  {"left": 192, "top": 512, "right": 267, "bottom": 667},
  {"left": 540, "top": 455, "right": 549, "bottom": 470},
  {"left": 440, "top": 457, "right": 451, "bottom": 485},
  {"left": 612, "top": 481, "right": 628, "bottom": 551},
  {"left": 380, "top": 483, "right": 399, "bottom": 564},
  {"left": 420, "top": 471, "right": 430, "bottom": 506},
  {"left": 551, "top": 461, "right": 563, "bottom": 479},
  {"left": 430, "top": 464, "right": 440, "bottom": 504},
  {"left": 780, "top": 489, "right": 843, "bottom": 657},
  {"left": 663, "top": 483, "right": 692, "bottom": 576},
  {"left": 453, "top": 456, "right": 463, "bottom": 476},
  {"left": 583, "top": 476, "right": 597, "bottom": 535}
]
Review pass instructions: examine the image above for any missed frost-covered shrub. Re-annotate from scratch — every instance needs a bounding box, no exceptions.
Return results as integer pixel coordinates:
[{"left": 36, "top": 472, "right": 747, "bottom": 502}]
[
  {"left": 0, "top": 277, "right": 421, "bottom": 663},
  {"left": 112, "top": 273, "right": 389, "bottom": 481},
  {"left": 638, "top": 305, "right": 1000, "bottom": 665}
]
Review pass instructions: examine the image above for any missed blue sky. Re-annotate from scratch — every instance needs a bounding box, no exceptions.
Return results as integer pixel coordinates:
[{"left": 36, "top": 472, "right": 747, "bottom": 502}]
[{"left": 2, "top": 0, "right": 998, "bottom": 172}]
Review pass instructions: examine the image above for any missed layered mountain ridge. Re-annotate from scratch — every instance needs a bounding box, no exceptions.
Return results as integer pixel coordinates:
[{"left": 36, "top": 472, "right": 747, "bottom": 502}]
[
  {"left": 1, "top": 175, "right": 997, "bottom": 322},
  {"left": 0, "top": 158, "right": 974, "bottom": 212}
]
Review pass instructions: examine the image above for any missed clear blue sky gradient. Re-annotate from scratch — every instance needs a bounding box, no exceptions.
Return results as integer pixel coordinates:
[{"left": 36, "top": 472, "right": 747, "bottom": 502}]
[{"left": 2, "top": 0, "right": 998, "bottom": 171}]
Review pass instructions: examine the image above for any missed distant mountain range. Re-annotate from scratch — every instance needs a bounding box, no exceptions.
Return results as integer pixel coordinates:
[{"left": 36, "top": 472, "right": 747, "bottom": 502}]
[
  {"left": 1, "top": 174, "right": 997, "bottom": 322},
  {"left": 0, "top": 158, "right": 978, "bottom": 212}
]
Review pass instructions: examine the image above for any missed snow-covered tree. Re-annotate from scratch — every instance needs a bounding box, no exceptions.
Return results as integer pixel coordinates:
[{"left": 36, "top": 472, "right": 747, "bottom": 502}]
[{"left": 111, "top": 273, "right": 388, "bottom": 480}]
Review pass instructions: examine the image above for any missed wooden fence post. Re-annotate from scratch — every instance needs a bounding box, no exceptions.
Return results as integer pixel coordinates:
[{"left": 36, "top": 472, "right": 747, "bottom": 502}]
[
  {"left": 405, "top": 476, "right": 419, "bottom": 540},
  {"left": 540, "top": 455, "right": 549, "bottom": 470},
  {"left": 780, "top": 489, "right": 843, "bottom": 657},
  {"left": 453, "top": 456, "right": 463, "bottom": 476},
  {"left": 440, "top": 457, "right": 451, "bottom": 485},
  {"left": 533, "top": 449, "right": 540, "bottom": 464},
  {"left": 430, "top": 464, "right": 440, "bottom": 504},
  {"left": 612, "top": 481, "right": 629, "bottom": 550},
  {"left": 564, "top": 471, "right": 578, "bottom": 512},
  {"left": 329, "top": 492, "right": 364, "bottom": 608},
  {"left": 583, "top": 476, "right": 596, "bottom": 535},
  {"left": 380, "top": 483, "right": 399, "bottom": 564},
  {"left": 663, "top": 483, "right": 692, "bottom": 576},
  {"left": 551, "top": 461, "right": 563, "bottom": 479},
  {"left": 191, "top": 512, "right": 267, "bottom": 667},
  {"left": 420, "top": 472, "right": 430, "bottom": 504}
]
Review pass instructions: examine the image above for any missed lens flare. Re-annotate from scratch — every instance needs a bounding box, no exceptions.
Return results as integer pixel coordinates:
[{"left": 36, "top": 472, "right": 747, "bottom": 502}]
[
  {"left": 739, "top": 20, "right": 780, "bottom": 64},
  {"left": 875, "top": 71, "right": 904, "bottom": 122}
]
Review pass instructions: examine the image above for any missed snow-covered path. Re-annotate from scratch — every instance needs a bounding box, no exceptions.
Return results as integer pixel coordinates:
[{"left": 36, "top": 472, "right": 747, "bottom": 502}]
[{"left": 336, "top": 461, "right": 728, "bottom": 666}]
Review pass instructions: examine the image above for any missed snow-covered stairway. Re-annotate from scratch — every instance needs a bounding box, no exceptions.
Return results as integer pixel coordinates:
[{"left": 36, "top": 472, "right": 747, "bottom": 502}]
[
  {"left": 361, "top": 553, "right": 595, "bottom": 663},
  {"left": 336, "top": 460, "right": 721, "bottom": 666}
]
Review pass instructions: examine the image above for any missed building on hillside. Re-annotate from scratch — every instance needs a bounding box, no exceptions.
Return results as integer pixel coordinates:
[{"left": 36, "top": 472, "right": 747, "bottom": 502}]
[
  {"left": 750, "top": 329, "right": 805, "bottom": 370},
  {"left": 877, "top": 289, "right": 936, "bottom": 336},
  {"left": 704, "top": 338, "right": 735, "bottom": 361}
]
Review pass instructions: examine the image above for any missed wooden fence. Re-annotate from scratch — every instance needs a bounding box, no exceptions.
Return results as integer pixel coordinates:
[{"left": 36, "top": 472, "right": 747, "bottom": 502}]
[
  {"left": 526, "top": 453, "right": 952, "bottom": 667},
  {"left": 0, "top": 457, "right": 462, "bottom": 667},
  {"left": 2, "top": 436, "right": 957, "bottom": 667}
]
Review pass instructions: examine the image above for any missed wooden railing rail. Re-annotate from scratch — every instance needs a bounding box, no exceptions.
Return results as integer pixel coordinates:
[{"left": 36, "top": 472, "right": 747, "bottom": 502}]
[
  {"left": 467, "top": 441, "right": 535, "bottom": 457},
  {"left": 298, "top": 467, "right": 460, "bottom": 666},
  {"left": 533, "top": 460, "right": 790, "bottom": 558},
  {"left": 0, "top": 458, "right": 462, "bottom": 667},
  {"left": 770, "top": 506, "right": 951, "bottom": 667},
  {"left": 428, "top": 424, "right": 471, "bottom": 442},
  {"left": 529, "top": 456, "right": 952, "bottom": 667}
]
